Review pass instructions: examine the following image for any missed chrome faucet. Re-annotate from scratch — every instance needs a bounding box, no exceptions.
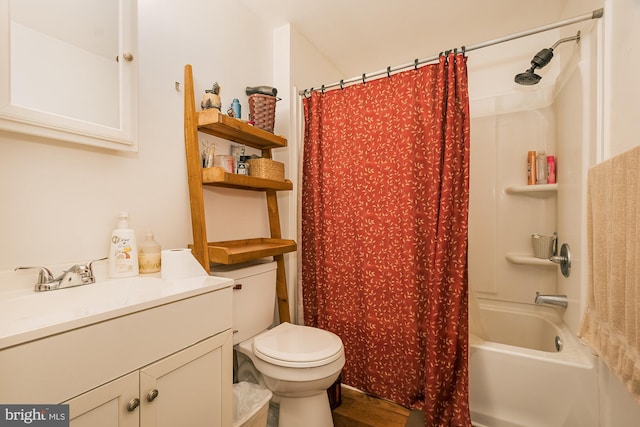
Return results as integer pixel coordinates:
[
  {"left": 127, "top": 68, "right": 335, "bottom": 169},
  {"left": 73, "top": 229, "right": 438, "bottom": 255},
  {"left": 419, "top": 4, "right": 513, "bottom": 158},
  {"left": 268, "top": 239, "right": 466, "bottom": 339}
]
[
  {"left": 16, "top": 257, "right": 106, "bottom": 292},
  {"left": 534, "top": 292, "right": 568, "bottom": 308}
]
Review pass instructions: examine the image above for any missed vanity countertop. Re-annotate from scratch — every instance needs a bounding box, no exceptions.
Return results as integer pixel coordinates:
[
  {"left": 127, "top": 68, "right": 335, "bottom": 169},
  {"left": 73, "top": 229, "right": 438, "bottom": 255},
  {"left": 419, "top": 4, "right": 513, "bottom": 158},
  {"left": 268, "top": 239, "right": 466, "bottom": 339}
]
[{"left": 0, "top": 274, "right": 233, "bottom": 350}]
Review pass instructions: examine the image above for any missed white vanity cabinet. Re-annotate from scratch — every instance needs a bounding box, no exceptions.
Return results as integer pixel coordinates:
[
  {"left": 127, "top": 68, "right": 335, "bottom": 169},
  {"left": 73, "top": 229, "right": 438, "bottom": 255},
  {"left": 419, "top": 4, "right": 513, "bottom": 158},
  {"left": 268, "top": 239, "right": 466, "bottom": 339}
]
[
  {"left": 65, "top": 371, "right": 140, "bottom": 427},
  {"left": 0, "top": 276, "right": 233, "bottom": 427},
  {"left": 66, "top": 330, "right": 232, "bottom": 427},
  {"left": 139, "top": 330, "right": 232, "bottom": 427}
]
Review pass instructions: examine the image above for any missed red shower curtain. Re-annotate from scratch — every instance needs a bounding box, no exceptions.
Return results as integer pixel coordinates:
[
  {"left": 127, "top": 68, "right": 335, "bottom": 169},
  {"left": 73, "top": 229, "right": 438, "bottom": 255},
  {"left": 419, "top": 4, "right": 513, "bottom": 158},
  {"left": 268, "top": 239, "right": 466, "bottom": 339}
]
[{"left": 301, "top": 53, "right": 470, "bottom": 426}]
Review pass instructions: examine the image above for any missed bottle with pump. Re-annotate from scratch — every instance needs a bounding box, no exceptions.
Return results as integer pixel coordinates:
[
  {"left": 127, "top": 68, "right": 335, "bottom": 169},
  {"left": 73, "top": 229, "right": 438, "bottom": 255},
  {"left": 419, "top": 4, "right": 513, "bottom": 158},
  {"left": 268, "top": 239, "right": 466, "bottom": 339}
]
[
  {"left": 108, "top": 212, "right": 139, "bottom": 278},
  {"left": 138, "top": 230, "right": 161, "bottom": 274}
]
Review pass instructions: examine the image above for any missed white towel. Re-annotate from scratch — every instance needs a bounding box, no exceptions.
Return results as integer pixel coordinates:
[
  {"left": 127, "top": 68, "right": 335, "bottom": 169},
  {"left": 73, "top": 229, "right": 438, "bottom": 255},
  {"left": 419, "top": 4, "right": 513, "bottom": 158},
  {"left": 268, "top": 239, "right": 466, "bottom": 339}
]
[{"left": 578, "top": 145, "right": 640, "bottom": 403}]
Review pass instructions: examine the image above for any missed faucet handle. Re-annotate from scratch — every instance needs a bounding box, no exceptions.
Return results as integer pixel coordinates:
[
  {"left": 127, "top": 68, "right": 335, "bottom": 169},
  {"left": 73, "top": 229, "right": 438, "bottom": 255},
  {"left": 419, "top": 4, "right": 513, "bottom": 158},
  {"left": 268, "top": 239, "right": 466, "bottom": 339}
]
[
  {"left": 69, "top": 257, "right": 107, "bottom": 285},
  {"left": 14, "top": 266, "right": 55, "bottom": 284},
  {"left": 82, "top": 257, "right": 108, "bottom": 283},
  {"left": 85, "top": 257, "right": 107, "bottom": 279},
  {"left": 86, "top": 257, "right": 107, "bottom": 272}
]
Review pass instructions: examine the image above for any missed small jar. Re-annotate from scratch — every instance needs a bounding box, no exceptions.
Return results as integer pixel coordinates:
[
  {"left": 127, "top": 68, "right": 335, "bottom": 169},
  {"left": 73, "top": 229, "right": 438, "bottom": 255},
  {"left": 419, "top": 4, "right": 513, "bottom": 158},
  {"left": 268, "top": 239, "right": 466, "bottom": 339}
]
[
  {"left": 237, "top": 156, "right": 250, "bottom": 175},
  {"left": 138, "top": 230, "right": 161, "bottom": 274}
]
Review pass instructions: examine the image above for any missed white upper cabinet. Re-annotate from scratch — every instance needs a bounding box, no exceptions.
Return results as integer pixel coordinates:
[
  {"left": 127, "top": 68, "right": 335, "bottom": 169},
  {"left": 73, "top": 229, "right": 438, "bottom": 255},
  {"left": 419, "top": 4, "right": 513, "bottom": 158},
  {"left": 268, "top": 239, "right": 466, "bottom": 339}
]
[{"left": 0, "top": 0, "right": 138, "bottom": 151}]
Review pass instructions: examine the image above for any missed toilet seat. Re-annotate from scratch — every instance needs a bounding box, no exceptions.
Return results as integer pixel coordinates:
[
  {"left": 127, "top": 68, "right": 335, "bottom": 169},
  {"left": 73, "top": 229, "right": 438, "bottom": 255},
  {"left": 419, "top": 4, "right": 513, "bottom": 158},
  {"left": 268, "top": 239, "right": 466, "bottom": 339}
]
[{"left": 253, "top": 322, "right": 344, "bottom": 368}]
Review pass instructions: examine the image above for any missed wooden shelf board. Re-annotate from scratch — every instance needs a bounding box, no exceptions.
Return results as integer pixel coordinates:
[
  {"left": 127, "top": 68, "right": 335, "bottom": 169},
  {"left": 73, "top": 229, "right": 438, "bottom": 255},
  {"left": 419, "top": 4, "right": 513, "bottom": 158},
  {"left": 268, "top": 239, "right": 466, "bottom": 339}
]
[
  {"left": 202, "top": 167, "right": 292, "bottom": 191},
  {"left": 207, "top": 238, "right": 297, "bottom": 264},
  {"left": 198, "top": 109, "right": 287, "bottom": 150}
]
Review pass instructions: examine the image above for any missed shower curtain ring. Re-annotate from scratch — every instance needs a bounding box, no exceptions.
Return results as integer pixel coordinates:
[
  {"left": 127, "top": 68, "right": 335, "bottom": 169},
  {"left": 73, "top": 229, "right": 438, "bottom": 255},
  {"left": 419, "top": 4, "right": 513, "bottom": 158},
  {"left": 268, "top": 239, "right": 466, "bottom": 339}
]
[
  {"left": 340, "top": 79, "right": 344, "bottom": 90},
  {"left": 321, "top": 85, "right": 325, "bottom": 94},
  {"left": 387, "top": 66, "right": 391, "bottom": 78},
  {"left": 362, "top": 73, "right": 366, "bottom": 84},
  {"left": 414, "top": 58, "right": 419, "bottom": 70}
]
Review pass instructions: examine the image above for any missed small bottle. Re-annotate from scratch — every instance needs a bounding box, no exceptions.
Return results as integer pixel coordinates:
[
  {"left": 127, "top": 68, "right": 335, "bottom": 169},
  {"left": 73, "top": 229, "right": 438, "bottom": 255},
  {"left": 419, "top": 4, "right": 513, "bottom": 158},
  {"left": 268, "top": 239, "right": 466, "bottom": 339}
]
[
  {"left": 231, "top": 98, "right": 241, "bottom": 119},
  {"left": 547, "top": 155, "right": 556, "bottom": 184},
  {"left": 527, "top": 151, "right": 537, "bottom": 185},
  {"left": 536, "top": 151, "right": 548, "bottom": 184},
  {"left": 108, "top": 212, "right": 139, "bottom": 278},
  {"left": 138, "top": 230, "right": 161, "bottom": 274}
]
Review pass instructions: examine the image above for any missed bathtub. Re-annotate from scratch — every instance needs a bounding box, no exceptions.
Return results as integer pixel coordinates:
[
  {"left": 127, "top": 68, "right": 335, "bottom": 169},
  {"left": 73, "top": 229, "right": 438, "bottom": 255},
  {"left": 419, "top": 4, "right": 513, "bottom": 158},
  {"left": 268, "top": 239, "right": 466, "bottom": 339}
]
[{"left": 469, "top": 298, "right": 598, "bottom": 427}]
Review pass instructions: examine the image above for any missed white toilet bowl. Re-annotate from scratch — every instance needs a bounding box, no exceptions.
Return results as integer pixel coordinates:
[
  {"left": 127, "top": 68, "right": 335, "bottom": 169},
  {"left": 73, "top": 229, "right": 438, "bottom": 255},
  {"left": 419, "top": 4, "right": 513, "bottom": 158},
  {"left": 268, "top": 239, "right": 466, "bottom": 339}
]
[
  {"left": 235, "top": 322, "right": 345, "bottom": 427},
  {"left": 210, "top": 261, "right": 344, "bottom": 427}
]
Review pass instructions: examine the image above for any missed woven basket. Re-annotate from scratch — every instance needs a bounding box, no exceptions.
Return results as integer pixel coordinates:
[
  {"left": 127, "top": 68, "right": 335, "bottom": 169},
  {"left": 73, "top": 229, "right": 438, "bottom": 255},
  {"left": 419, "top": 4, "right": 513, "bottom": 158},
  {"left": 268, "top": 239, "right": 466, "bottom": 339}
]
[
  {"left": 531, "top": 234, "right": 556, "bottom": 259},
  {"left": 247, "top": 158, "right": 284, "bottom": 181},
  {"left": 248, "top": 94, "right": 277, "bottom": 133}
]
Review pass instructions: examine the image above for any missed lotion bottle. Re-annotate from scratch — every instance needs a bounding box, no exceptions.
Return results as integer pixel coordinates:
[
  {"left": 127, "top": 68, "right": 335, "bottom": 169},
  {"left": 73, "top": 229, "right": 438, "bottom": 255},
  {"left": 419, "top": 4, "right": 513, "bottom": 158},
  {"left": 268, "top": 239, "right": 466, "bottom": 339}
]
[{"left": 108, "top": 212, "right": 139, "bottom": 278}]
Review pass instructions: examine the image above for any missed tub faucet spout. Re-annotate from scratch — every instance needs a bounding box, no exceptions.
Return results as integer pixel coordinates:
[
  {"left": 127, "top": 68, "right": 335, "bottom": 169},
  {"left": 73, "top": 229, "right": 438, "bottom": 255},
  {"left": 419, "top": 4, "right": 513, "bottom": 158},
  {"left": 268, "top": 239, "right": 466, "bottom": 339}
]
[{"left": 535, "top": 292, "right": 568, "bottom": 308}]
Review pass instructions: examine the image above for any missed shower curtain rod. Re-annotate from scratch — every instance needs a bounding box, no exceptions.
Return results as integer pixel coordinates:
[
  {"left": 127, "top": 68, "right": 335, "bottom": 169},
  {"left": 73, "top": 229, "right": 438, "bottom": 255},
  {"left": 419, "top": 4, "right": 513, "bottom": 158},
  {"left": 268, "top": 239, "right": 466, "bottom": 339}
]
[{"left": 299, "top": 8, "right": 603, "bottom": 96}]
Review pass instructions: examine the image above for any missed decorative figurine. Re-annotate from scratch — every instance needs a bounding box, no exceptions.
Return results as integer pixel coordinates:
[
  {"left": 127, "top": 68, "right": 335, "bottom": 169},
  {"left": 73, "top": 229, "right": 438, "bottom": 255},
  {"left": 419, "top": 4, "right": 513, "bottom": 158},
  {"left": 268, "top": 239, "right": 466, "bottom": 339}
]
[{"left": 201, "top": 82, "right": 221, "bottom": 110}]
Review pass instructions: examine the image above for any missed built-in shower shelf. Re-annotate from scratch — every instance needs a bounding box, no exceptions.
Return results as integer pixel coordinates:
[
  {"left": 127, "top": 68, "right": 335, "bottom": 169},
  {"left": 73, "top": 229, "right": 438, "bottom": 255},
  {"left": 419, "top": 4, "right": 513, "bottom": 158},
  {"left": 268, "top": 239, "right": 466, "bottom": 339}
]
[
  {"left": 505, "top": 183, "right": 558, "bottom": 197},
  {"left": 506, "top": 253, "right": 556, "bottom": 267}
]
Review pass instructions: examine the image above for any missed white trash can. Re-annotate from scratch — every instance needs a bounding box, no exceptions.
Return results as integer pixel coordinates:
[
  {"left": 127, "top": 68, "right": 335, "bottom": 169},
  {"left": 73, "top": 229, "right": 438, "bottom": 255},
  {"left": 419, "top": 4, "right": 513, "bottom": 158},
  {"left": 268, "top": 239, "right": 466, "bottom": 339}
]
[{"left": 233, "top": 382, "right": 273, "bottom": 427}]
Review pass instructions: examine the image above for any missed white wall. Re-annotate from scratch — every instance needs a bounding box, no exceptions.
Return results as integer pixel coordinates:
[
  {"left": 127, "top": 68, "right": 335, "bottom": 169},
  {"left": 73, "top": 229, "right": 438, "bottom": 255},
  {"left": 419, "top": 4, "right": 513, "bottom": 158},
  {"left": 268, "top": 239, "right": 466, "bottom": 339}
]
[
  {"left": 468, "top": 29, "right": 569, "bottom": 305},
  {"left": 271, "top": 24, "right": 343, "bottom": 322},
  {"left": 0, "top": 0, "right": 275, "bottom": 271}
]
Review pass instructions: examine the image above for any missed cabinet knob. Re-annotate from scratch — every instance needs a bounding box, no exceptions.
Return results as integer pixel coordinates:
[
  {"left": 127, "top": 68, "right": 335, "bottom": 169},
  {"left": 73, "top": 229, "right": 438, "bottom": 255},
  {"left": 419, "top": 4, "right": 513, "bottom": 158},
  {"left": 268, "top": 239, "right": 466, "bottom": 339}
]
[
  {"left": 127, "top": 398, "right": 140, "bottom": 412},
  {"left": 147, "top": 389, "right": 159, "bottom": 402},
  {"left": 116, "top": 52, "right": 134, "bottom": 62}
]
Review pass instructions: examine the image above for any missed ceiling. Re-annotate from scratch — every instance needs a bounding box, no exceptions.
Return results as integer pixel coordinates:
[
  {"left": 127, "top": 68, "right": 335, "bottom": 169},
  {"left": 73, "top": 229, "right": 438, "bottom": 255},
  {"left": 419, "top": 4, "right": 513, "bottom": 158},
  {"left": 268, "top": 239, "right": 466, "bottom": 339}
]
[{"left": 239, "top": 0, "right": 600, "bottom": 78}]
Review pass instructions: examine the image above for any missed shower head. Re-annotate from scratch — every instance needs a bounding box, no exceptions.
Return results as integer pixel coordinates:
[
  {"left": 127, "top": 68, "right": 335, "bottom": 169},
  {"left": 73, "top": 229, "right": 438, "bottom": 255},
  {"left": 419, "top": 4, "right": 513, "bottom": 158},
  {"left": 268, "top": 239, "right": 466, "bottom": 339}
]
[
  {"left": 514, "top": 32, "right": 580, "bottom": 86},
  {"left": 514, "top": 68, "right": 543, "bottom": 85},
  {"left": 514, "top": 47, "right": 554, "bottom": 85}
]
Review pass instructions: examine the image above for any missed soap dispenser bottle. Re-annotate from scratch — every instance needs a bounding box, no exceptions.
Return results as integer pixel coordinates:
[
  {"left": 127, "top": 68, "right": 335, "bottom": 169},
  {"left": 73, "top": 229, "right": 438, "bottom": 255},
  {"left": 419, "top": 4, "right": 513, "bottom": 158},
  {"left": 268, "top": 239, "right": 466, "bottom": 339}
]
[
  {"left": 138, "top": 230, "right": 161, "bottom": 274},
  {"left": 108, "top": 212, "right": 139, "bottom": 278}
]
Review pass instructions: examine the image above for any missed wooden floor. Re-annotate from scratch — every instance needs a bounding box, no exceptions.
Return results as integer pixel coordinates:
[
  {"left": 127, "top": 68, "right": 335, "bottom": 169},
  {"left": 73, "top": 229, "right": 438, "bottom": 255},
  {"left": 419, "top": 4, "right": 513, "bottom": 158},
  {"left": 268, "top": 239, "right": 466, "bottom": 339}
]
[{"left": 332, "top": 386, "right": 411, "bottom": 427}]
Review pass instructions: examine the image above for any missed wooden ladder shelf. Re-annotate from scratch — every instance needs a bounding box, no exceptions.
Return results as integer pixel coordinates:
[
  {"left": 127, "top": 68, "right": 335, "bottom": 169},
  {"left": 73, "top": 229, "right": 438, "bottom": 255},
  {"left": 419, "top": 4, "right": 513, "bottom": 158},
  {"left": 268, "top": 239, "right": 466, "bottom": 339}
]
[{"left": 183, "top": 64, "right": 296, "bottom": 322}]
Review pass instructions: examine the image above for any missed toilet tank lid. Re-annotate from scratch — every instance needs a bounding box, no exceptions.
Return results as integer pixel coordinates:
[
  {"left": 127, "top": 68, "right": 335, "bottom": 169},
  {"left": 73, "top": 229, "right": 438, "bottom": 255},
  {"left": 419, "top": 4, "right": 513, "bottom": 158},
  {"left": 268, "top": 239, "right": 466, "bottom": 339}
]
[
  {"left": 210, "top": 260, "right": 276, "bottom": 280},
  {"left": 253, "top": 322, "right": 344, "bottom": 366}
]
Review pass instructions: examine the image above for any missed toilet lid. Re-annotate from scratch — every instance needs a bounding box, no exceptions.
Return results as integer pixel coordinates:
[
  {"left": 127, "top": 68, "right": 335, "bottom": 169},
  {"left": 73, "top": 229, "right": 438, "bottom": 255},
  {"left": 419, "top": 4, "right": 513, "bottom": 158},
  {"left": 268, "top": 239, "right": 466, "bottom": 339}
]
[{"left": 253, "top": 322, "right": 344, "bottom": 368}]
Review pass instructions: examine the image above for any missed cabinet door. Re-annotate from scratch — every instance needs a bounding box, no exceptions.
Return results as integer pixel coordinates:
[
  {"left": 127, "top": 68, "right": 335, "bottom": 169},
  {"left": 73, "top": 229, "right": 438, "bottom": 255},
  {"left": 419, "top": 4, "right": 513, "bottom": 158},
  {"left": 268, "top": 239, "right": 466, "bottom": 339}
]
[
  {"left": 65, "top": 371, "right": 139, "bottom": 427},
  {"left": 140, "top": 331, "right": 233, "bottom": 427}
]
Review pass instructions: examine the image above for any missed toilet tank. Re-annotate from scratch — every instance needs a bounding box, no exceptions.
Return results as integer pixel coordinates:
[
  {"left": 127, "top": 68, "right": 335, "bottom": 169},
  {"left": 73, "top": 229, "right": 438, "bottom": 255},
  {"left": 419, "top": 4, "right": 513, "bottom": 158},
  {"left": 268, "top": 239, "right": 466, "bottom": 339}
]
[{"left": 210, "top": 260, "right": 277, "bottom": 345}]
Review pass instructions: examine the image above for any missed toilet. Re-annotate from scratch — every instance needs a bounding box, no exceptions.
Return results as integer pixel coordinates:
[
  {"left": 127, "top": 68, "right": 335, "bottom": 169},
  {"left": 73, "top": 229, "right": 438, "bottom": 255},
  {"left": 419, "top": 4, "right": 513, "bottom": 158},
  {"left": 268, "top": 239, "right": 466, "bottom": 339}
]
[{"left": 211, "top": 261, "right": 345, "bottom": 427}]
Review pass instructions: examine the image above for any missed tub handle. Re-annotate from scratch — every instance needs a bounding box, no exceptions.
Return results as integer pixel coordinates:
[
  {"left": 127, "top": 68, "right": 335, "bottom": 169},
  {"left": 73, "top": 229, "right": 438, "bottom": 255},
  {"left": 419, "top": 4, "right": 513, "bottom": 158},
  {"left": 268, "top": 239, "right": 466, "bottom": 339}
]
[{"left": 549, "top": 243, "right": 571, "bottom": 278}]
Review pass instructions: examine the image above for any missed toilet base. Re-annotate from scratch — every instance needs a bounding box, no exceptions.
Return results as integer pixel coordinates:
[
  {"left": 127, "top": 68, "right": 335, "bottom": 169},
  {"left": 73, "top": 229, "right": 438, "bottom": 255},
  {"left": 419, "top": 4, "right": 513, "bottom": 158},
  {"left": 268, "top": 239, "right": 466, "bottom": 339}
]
[{"left": 276, "top": 391, "right": 333, "bottom": 427}]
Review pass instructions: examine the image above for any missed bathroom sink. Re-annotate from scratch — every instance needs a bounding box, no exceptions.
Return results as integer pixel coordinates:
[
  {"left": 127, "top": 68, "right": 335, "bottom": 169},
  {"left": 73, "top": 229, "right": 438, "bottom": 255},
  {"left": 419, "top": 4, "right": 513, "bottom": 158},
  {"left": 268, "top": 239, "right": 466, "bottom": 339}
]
[{"left": 0, "top": 274, "right": 233, "bottom": 349}]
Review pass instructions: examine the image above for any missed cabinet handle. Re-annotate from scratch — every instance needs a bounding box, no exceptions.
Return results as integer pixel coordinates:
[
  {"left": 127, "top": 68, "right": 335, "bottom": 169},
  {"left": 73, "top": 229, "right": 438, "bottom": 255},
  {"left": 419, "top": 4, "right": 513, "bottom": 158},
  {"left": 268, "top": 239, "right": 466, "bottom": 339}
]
[
  {"left": 147, "top": 389, "right": 159, "bottom": 402},
  {"left": 233, "top": 283, "right": 243, "bottom": 290},
  {"left": 127, "top": 398, "right": 140, "bottom": 412}
]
